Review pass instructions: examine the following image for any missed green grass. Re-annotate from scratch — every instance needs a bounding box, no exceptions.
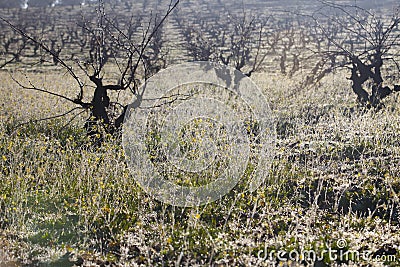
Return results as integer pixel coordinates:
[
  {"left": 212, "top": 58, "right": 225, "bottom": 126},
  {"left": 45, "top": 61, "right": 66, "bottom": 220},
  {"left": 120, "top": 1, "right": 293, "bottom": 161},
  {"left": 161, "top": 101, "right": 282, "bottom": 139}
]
[{"left": 0, "top": 68, "right": 399, "bottom": 266}]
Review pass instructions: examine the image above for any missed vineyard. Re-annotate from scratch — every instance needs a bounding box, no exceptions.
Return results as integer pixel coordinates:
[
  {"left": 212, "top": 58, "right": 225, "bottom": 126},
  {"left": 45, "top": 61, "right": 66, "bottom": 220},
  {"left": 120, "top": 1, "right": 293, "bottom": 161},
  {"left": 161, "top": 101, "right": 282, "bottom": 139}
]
[{"left": 0, "top": 0, "right": 400, "bottom": 266}]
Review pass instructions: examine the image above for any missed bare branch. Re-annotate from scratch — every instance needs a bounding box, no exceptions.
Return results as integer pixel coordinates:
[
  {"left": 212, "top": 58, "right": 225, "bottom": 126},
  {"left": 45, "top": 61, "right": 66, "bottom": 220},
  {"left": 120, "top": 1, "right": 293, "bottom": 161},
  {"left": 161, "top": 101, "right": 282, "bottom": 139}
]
[
  {"left": 0, "top": 16, "right": 85, "bottom": 100},
  {"left": 10, "top": 107, "right": 84, "bottom": 137},
  {"left": 10, "top": 74, "right": 90, "bottom": 108}
]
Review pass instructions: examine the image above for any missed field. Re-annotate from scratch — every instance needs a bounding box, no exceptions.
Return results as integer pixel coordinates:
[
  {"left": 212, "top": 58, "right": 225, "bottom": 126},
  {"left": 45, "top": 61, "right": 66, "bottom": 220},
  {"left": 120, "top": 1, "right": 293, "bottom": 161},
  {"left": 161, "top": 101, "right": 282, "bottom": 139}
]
[{"left": 1, "top": 0, "right": 400, "bottom": 266}]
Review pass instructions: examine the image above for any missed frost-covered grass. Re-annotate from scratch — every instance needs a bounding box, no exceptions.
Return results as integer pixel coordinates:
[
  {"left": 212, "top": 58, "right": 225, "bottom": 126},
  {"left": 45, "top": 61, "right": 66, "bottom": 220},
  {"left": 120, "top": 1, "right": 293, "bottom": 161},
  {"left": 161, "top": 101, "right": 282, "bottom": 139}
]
[{"left": 0, "top": 69, "right": 399, "bottom": 266}]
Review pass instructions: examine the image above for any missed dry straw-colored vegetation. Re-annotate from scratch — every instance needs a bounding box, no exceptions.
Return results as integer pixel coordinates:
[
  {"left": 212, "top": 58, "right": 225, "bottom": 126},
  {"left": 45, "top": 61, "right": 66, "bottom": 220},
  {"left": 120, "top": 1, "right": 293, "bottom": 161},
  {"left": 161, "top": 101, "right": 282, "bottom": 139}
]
[{"left": 0, "top": 1, "right": 400, "bottom": 266}]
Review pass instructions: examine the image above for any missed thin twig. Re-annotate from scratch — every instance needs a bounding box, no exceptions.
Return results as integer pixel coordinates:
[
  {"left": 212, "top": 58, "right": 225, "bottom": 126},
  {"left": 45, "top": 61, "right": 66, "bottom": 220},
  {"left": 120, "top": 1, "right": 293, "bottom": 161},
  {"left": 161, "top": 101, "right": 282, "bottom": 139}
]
[{"left": 10, "top": 107, "right": 83, "bottom": 136}]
